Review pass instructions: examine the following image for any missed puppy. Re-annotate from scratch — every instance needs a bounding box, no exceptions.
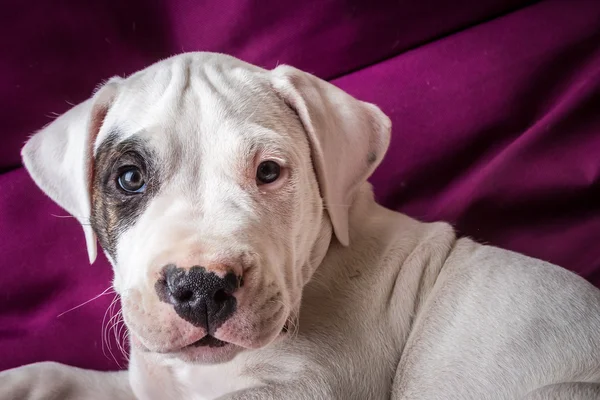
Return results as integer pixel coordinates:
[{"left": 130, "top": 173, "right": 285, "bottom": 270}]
[{"left": 1, "top": 52, "right": 599, "bottom": 400}]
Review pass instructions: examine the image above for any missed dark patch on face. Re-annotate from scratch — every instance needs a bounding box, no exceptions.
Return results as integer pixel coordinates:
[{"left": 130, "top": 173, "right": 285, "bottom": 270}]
[
  {"left": 155, "top": 264, "right": 239, "bottom": 333},
  {"left": 367, "top": 151, "right": 377, "bottom": 165},
  {"left": 90, "top": 132, "right": 160, "bottom": 261}
]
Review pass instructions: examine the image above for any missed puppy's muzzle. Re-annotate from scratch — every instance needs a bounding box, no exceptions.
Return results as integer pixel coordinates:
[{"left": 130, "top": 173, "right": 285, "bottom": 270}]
[{"left": 155, "top": 264, "right": 242, "bottom": 333}]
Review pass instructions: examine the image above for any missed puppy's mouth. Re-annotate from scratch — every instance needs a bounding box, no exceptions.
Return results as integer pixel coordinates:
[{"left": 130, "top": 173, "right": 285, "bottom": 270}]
[
  {"left": 178, "top": 316, "right": 289, "bottom": 352},
  {"left": 189, "top": 335, "right": 227, "bottom": 348},
  {"left": 186, "top": 320, "right": 290, "bottom": 350},
  {"left": 131, "top": 333, "right": 230, "bottom": 354}
]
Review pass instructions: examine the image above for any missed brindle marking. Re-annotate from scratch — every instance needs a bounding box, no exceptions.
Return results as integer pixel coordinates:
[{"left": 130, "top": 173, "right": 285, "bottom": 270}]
[{"left": 90, "top": 132, "right": 160, "bottom": 261}]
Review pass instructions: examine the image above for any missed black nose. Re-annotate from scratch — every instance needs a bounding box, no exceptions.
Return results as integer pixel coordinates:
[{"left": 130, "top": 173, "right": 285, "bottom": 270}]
[{"left": 156, "top": 265, "right": 239, "bottom": 332}]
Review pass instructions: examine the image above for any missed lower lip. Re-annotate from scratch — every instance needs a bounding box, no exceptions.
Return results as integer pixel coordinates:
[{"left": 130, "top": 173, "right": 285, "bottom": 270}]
[
  {"left": 175, "top": 339, "right": 241, "bottom": 363},
  {"left": 132, "top": 334, "right": 239, "bottom": 363}
]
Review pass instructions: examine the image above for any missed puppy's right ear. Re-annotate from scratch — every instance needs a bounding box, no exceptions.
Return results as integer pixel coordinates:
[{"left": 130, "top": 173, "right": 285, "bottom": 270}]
[
  {"left": 21, "top": 78, "right": 122, "bottom": 264},
  {"left": 270, "top": 66, "right": 391, "bottom": 247}
]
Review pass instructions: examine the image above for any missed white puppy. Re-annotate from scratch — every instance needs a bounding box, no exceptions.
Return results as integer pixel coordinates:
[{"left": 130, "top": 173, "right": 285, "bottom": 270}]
[{"left": 1, "top": 52, "right": 599, "bottom": 400}]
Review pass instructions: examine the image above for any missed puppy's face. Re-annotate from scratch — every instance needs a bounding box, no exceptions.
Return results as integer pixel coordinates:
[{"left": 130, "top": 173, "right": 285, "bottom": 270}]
[
  {"left": 90, "top": 58, "right": 326, "bottom": 363},
  {"left": 21, "top": 53, "right": 390, "bottom": 365}
]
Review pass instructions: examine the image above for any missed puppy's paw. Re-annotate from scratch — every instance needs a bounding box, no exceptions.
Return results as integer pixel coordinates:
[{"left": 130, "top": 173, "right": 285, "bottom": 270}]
[{"left": 0, "top": 361, "right": 70, "bottom": 400}]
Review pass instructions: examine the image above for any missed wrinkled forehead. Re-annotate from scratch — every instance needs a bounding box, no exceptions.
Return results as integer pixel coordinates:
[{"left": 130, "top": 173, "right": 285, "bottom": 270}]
[{"left": 94, "top": 54, "right": 303, "bottom": 164}]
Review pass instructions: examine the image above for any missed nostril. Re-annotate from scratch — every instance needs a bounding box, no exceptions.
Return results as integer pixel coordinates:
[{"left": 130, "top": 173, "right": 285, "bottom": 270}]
[
  {"left": 173, "top": 288, "right": 195, "bottom": 303},
  {"left": 213, "top": 289, "right": 231, "bottom": 304}
]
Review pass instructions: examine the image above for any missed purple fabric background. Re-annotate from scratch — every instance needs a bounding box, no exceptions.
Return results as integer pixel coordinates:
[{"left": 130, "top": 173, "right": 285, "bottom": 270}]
[{"left": 1, "top": 0, "right": 599, "bottom": 372}]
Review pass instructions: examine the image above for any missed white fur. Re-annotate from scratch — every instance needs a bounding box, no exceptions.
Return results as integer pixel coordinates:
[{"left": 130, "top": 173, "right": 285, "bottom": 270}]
[{"left": 2, "top": 52, "right": 600, "bottom": 400}]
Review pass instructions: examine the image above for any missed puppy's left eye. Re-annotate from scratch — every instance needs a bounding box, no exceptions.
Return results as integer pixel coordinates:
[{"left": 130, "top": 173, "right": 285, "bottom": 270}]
[
  {"left": 256, "top": 161, "right": 281, "bottom": 185},
  {"left": 117, "top": 167, "right": 146, "bottom": 193}
]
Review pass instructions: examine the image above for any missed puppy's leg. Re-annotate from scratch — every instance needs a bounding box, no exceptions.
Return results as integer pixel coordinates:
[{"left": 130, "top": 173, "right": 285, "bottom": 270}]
[{"left": 0, "top": 362, "right": 133, "bottom": 400}]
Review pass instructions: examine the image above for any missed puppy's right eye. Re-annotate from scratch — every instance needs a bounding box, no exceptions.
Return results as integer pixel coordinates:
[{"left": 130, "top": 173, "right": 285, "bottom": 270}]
[
  {"left": 256, "top": 161, "right": 281, "bottom": 185},
  {"left": 117, "top": 167, "right": 146, "bottom": 193}
]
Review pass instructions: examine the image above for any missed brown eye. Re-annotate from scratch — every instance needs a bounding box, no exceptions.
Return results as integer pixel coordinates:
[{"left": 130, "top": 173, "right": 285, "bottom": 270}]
[
  {"left": 256, "top": 161, "right": 281, "bottom": 185},
  {"left": 117, "top": 167, "right": 146, "bottom": 193}
]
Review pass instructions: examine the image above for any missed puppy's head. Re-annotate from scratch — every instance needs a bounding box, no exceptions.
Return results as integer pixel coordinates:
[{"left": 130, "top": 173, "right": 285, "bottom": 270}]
[{"left": 22, "top": 53, "right": 390, "bottom": 364}]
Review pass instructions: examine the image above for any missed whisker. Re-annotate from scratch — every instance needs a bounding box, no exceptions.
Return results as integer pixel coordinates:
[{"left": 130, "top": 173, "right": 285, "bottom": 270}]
[
  {"left": 286, "top": 306, "right": 300, "bottom": 339},
  {"left": 102, "top": 294, "right": 120, "bottom": 364},
  {"left": 107, "top": 308, "right": 123, "bottom": 367},
  {"left": 115, "top": 313, "right": 130, "bottom": 362},
  {"left": 104, "top": 308, "right": 116, "bottom": 358},
  {"left": 50, "top": 214, "right": 77, "bottom": 219},
  {"left": 57, "top": 287, "right": 114, "bottom": 318},
  {"left": 101, "top": 299, "right": 113, "bottom": 359},
  {"left": 49, "top": 211, "right": 92, "bottom": 223},
  {"left": 114, "top": 312, "right": 128, "bottom": 351},
  {"left": 269, "top": 299, "right": 300, "bottom": 339}
]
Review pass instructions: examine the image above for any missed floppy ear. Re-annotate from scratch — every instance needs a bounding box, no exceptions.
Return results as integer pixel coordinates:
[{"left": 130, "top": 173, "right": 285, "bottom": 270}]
[
  {"left": 270, "top": 66, "right": 391, "bottom": 246},
  {"left": 21, "top": 78, "right": 121, "bottom": 264}
]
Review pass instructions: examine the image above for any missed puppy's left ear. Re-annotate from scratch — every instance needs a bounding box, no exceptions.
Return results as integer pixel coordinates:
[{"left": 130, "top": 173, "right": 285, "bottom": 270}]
[
  {"left": 270, "top": 66, "right": 391, "bottom": 246},
  {"left": 21, "top": 78, "right": 121, "bottom": 264}
]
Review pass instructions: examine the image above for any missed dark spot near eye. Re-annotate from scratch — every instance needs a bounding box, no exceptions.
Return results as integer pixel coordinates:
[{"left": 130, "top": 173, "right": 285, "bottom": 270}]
[
  {"left": 367, "top": 152, "right": 377, "bottom": 164},
  {"left": 90, "top": 131, "right": 160, "bottom": 261},
  {"left": 226, "top": 199, "right": 241, "bottom": 212}
]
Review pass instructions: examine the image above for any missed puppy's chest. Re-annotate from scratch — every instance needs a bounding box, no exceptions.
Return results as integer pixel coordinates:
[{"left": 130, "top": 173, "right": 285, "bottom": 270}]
[
  {"left": 173, "top": 362, "right": 262, "bottom": 399},
  {"left": 169, "top": 336, "right": 392, "bottom": 399}
]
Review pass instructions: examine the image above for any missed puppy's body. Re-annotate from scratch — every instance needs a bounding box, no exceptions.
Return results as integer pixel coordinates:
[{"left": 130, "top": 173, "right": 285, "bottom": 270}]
[
  {"left": 1, "top": 53, "right": 599, "bottom": 399},
  {"left": 129, "top": 191, "right": 600, "bottom": 400}
]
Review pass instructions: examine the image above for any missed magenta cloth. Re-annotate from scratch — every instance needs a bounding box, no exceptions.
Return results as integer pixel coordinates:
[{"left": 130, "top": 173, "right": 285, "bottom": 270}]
[{"left": 1, "top": 0, "right": 599, "bottom": 372}]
